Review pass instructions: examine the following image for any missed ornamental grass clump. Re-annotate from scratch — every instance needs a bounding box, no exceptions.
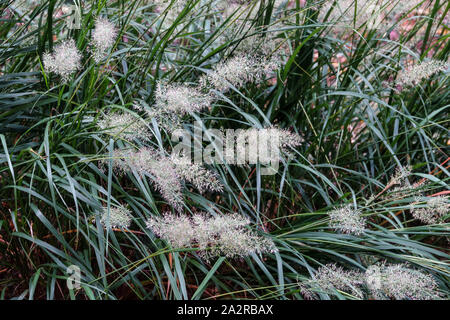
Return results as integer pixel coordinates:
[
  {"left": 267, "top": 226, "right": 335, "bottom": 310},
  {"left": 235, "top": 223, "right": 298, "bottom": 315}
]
[{"left": 2, "top": 0, "right": 449, "bottom": 301}]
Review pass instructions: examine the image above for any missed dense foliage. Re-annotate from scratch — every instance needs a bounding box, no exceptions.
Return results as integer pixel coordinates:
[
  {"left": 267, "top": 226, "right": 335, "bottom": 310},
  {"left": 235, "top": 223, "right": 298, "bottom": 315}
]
[{"left": 0, "top": 0, "right": 449, "bottom": 300}]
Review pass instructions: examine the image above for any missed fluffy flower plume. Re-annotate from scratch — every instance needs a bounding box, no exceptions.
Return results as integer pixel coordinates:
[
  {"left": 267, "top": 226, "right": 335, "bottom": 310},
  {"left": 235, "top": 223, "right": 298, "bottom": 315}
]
[
  {"left": 100, "top": 205, "right": 132, "bottom": 229},
  {"left": 144, "top": 83, "right": 212, "bottom": 132},
  {"left": 329, "top": 204, "right": 366, "bottom": 235},
  {"left": 43, "top": 39, "right": 81, "bottom": 82},
  {"left": 277, "top": 128, "right": 304, "bottom": 153},
  {"left": 147, "top": 214, "right": 195, "bottom": 248},
  {"left": 106, "top": 148, "right": 223, "bottom": 210},
  {"left": 300, "top": 262, "right": 443, "bottom": 300},
  {"left": 397, "top": 60, "right": 448, "bottom": 87},
  {"left": 147, "top": 213, "right": 277, "bottom": 259},
  {"left": 411, "top": 196, "right": 449, "bottom": 224},
  {"left": 365, "top": 263, "right": 443, "bottom": 300},
  {"left": 235, "top": 127, "right": 303, "bottom": 163},
  {"left": 109, "top": 148, "right": 184, "bottom": 211},
  {"left": 91, "top": 17, "right": 117, "bottom": 62},
  {"left": 299, "top": 263, "right": 365, "bottom": 299},
  {"left": 200, "top": 54, "right": 279, "bottom": 92},
  {"left": 97, "top": 111, "right": 151, "bottom": 141},
  {"left": 171, "top": 154, "right": 223, "bottom": 194},
  {"left": 155, "top": 82, "right": 211, "bottom": 115}
]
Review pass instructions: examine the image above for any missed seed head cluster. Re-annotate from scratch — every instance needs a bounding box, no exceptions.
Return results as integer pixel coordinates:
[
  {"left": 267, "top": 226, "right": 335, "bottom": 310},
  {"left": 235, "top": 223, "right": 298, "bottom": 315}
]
[
  {"left": 300, "top": 262, "right": 443, "bottom": 300},
  {"left": 235, "top": 127, "right": 303, "bottom": 163},
  {"left": 43, "top": 39, "right": 82, "bottom": 82},
  {"left": 147, "top": 212, "right": 277, "bottom": 260},
  {"left": 106, "top": 147, "right": 224, "bottom": 211},
  {"left": 397, "top": 60, "right": 448, "bottom": 87},
  {"left": 200, "top": 54, "right": 279, "bottom": 92},
  {"left": 91, "top": 17, "right": 117, "bottom": 62},
  {"left": 171, "top": 154, "right": 223, "bottom": 194},
  {"left": 155, "top": 82, "right": 211, "bottom": 115},
  {"left": 100, "top": 205, "right": 132, "bottom": 229},
  {"left": 97, "top": 111, "right": 152, "bottom": 141},
  {"left": 365, "top": 263, "right": 443, "bottom": 300},
  {"left": 109, "top": 148, "right": 185, "bottom": 211},
  {"left": 329, "top": 204, "right": 366, "bottom": 235},
  {"left": 145, "top": 83, "right": 212, "bottom": 132},
  {"left": 411, "top": 196, "right": 449, "bottom": 225},
  {"left": 302, "top": 263, "right": 365, "bottom": 298}
]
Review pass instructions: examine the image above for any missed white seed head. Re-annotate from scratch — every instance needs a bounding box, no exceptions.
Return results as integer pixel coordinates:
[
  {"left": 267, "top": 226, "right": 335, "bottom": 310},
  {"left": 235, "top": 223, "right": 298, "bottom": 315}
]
[
  {"left": 233, "top": 127, "right": 303, "bottom": 165},
  {"left": 146, "top": 83, "right": 211, "bottom": 132},
  {"left": 411, "top": 196, "right": 449, "bottom": 225},
  {"left": 329, "top": 204, "right": 366, "bottom": 235},
  {"left": 97, "top": 111, "right": 152, "bottom": 141},
  {"left": 365, "top": 265, "right": 383, "bottom": 294},
  {"left": 200, "top": 54, "right": 278, "bottom": 92},
  {"left": 397, "top": 60, "right": 448, "bottom": 87},
  {"left": 365, "top": 263, "right": 443, "bottom": 300},
  {"left": 100, "top": 205, "right": 132, "bottom": 229},
  {"left": 43, "top": 39, "right": 81, "bottom": 82},
  {"left": 155, "top": 82, "right": 211, "bottom": 115},
  {"left": 147, "top": 213, "right": 195, "bottom": 248},
  {"left": 301, "top": 262, "right": 443, "bottom": 300},
  {"left": 147, "top": 213, "right": 277, "bottom": 259},
  {"left": 276, "top": 127, "right": 303, "bottom": 154},
  {"left": 306, "top": 263, "right": 365, "bottom": 298},
  {"left": 109, "top": 148, "right": 184, "bottom": 211},
  {"left": 91, "top": 17, "right": 117, "bottom": 62},
  {"left": 171, "top": 154, "right": 223, "bottom": 194}
]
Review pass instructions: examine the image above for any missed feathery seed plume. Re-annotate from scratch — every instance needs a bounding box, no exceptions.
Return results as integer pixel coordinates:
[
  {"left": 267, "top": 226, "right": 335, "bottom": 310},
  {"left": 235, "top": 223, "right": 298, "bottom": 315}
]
[
  {"left": 43, "top": 39, "right": 81, "bottom": 82},
  {"left": 365, "top": 263, "right": 443, "bottom": 300},
  {"left": 329, "top": 204, "right": 366, "bottom": 235},
  {"left": 171, "top": 154, "right": 223, "bottom": 194},
  {"left": 147, "top": 212, "right": 277, "bottom": 259},
  {"left": 397, "top": 60, "right": 448, "bottom": 87},
  {"left": 109, "top": 148, "right": 184, "bottom": 211},
  {"left": 200, "top": 54, "right": 278, "bottom": 92},
  {"left": 411, "top": 196, "right": 449, "bottom": 224},
  {"left": 97, "top": 111, "right": 152, "bottom": 141},
  {"left": 91, "top": 17, "right": 117, "bottom": 62},
  {"left": 100, "top": 205, "right": 132, "bottom": 229}
]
